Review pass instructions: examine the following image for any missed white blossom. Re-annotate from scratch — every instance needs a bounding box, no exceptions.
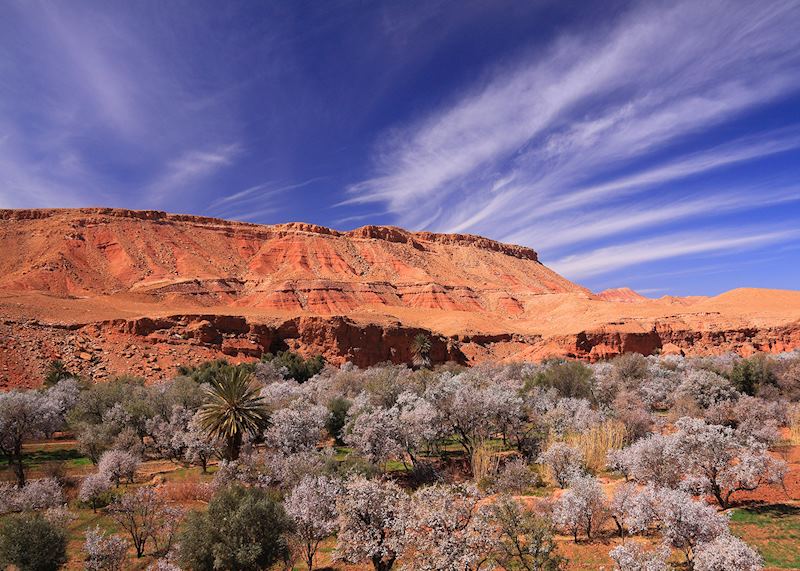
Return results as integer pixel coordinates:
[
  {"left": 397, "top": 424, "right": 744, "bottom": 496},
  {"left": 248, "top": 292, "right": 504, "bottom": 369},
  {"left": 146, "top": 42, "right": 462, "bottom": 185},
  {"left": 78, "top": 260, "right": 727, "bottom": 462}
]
[
  {"left": 537, "top": 442, "right": 584, "bottom": 488},
  {"left": 344, "top": 405, "right": 402, "bottom": 467},
  {"left": 693, "top": 534, "right": 764, "bottom": 571},
  {"left": 335, "top": 476, "right": 409, "bottom": 571},
  {"left": 84, "top": 526, "right": 130, "bottom": 571},
  {"left": 79, "top": 473, "right": 114, "bottom": 511},
  {"left": 180, "top": 412, "right": 220, "bottom": 472},
  {"left": 403, "top": 484, "right": 494, "bottom": 571},
  {"left": 0, "top": 477, "right": 64, "bottom": 514},
  {"left": 265, "top": 401, "right": 329, "bottom": 455},
  {"left": 390, "top": 391, "right": 440, "bottom": 464},
  {"left": 285, "top": 475, "right": 342, "bottom": 570},
  {"left": 98, "top": 449, "right": 140, "bottom": 487},
  {"left": 653, "top": 487, "right": 730, "bottom": 564},
  {"left": 544, "top": 398, "right": 602, "bottom": 436},
  {"left": 609, "top": 541, "right": 670, "bottom": 571},
  {"left": 677, "top": 369, "right": 738, "bottom": 409},
  {"left": 673, "top": 417, "right": 786, "bottom": 508},
  {"left": 263, "top": 448, "right": 334, "bottom": 489},
  {"left": 0, "top": 390, "right": 50, "bottom": 486},
  {"left": 552, "top": 475, "right": 607, "bottom": 542},
  {"left": 609, "top": 481, "right": 641, "bottom": 540},
  {"left": 613, "top": 434, "right": 682, "bottom": 488},
  {"left": 40, "top": 378, "right": 81, "bottom": 437}
]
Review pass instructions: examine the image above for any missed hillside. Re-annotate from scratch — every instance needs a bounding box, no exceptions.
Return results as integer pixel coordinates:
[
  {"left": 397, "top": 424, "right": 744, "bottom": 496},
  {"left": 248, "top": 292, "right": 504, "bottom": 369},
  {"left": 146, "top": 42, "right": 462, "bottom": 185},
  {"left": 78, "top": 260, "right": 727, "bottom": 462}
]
[{"left": 1, "top": 208, "right": 799, "bottom": 386}]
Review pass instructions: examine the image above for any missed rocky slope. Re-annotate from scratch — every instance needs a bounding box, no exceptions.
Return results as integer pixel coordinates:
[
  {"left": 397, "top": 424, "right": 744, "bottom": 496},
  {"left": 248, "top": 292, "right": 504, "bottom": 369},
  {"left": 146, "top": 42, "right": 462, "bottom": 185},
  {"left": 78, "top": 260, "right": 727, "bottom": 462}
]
[{"left": 1, "top": 208, "right": 799, "bottom": 387}]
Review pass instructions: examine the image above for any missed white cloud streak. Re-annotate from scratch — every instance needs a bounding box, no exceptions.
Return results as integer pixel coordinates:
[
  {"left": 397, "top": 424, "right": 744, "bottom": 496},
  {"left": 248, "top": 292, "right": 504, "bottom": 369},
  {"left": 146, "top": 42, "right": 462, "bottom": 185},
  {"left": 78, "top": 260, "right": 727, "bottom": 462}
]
[
  {"left": 0, "top": 2, "right": 243, "bottom": 210},
  {"left": 148, "top": 144, "right": 240, "bottom": 204},
  {"left": 348, "top": 0, "right": 800, "bottom": 281},
  {"left": 550, "top": 228, "right": 800, "bottom": 280}
]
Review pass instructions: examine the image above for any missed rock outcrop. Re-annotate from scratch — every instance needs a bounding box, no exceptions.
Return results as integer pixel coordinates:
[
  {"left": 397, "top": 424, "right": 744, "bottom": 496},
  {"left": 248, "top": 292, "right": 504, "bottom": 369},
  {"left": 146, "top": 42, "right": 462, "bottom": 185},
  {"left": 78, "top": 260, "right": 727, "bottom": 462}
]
[
  {"left": 1, "top": 208, "right": 799, "bottom": 386},
  {"left": 594, "top": 287, "right": 649, "bottom": 302}
]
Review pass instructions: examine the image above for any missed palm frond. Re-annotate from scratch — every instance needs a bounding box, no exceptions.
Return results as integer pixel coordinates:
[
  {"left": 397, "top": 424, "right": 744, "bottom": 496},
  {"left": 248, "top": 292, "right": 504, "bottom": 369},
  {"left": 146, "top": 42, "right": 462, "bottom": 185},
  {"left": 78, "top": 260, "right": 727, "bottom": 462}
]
[{"left": 198, "top": 367, "right": 269, "bottom": 441}]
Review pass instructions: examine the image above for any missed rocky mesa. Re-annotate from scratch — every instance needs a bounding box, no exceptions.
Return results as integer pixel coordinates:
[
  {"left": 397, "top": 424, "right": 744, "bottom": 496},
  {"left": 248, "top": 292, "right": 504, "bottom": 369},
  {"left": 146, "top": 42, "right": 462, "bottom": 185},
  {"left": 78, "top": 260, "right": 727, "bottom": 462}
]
[{"left": 1, "top": 208, "right": 800, "bottom": 386}]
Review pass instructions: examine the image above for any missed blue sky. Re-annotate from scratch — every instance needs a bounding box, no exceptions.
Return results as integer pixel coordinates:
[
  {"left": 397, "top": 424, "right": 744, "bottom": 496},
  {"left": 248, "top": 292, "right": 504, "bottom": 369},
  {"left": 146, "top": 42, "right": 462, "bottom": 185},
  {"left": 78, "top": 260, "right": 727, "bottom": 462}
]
[{"left": 1, "top": 0, "right": 799, "bottom": 296}]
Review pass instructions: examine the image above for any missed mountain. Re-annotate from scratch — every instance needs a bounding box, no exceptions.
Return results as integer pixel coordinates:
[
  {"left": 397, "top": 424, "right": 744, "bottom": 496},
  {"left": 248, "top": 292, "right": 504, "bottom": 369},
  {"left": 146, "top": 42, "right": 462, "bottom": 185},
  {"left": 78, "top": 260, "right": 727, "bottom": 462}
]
[
  {"left": 1, "top": 208, "right": 799, "bottom": 387},
  {"left": 594, "top": 287, "right": 650, "bottom": 302}
]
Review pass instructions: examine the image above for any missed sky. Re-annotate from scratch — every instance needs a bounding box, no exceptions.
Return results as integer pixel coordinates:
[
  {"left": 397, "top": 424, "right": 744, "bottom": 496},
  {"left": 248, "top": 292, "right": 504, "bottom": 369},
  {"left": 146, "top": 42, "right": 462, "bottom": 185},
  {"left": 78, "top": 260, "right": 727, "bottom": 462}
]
[{"left": 1, "top": 0, "right": 799, "bottom": 296}]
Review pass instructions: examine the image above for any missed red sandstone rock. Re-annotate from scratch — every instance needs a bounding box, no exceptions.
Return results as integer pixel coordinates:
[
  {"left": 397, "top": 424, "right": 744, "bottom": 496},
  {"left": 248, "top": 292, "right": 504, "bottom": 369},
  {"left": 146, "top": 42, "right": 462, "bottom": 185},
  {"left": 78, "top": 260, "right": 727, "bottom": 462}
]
[
  {"left": 594, "top": 287, "right": 649, "bottom": 302},
  {"left": 0, "top": 208, "right": 799, "bottom": 386}
]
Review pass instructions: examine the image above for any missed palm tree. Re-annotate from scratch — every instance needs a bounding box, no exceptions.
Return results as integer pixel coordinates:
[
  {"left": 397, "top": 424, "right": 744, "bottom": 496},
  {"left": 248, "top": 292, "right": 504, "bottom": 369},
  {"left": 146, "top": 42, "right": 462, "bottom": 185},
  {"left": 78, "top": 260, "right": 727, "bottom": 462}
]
[
  {"left": 410, "top": 333, "right": 432, "bottom": 369},
  {"left": 197, "top": 367, "right": 269, "bottom": 460},
  {"left": 44, "top": 360, "right": 73, "bottom": 386}
]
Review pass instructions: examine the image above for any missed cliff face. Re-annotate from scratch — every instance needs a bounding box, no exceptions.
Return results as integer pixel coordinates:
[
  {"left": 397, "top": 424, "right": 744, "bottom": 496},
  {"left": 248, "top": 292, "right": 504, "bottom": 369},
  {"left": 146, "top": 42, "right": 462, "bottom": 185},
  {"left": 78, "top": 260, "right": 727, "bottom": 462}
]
[
  {"left": 1, "top": 208, "right": 799, "bottom": 386},
  {"left": 0, "top": 208, "right": 580, "bottom": 313}
]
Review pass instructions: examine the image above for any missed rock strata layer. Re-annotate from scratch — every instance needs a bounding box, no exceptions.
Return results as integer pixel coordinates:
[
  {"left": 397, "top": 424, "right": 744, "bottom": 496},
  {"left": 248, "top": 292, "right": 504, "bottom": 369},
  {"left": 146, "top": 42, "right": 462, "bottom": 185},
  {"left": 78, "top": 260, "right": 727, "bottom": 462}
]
[{"left": 1, "top": 208, "right": 799, "bottom": 386}]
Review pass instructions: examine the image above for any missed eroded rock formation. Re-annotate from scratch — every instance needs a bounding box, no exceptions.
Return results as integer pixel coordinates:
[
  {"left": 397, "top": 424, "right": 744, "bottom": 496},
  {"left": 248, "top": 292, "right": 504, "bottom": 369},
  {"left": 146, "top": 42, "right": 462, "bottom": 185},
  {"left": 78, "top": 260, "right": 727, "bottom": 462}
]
[{"left": 1, "top": 208, "right": 799, "bottom": 386}]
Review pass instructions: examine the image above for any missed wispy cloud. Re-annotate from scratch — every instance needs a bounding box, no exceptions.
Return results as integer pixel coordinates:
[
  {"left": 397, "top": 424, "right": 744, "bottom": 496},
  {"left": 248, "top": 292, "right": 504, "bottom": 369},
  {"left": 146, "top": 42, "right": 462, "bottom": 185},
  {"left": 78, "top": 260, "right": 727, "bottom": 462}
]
[
  {"left": 347, "top": 0, "right": 800, "bottom": 281},
  {"left": 504, "top": 184, "right": 800, "bottom": 252},
  {"left": 206, "top": 177, "right": 328, "bottom": 220},
  {"left": 148, "top": 144, "right": 241, "bottom": 204},
  {"left": 0, "top": 2, "right": 243, "bottom": 209},
  {"left": 550, "top": 228, "right": 799, "bottom": 280}
]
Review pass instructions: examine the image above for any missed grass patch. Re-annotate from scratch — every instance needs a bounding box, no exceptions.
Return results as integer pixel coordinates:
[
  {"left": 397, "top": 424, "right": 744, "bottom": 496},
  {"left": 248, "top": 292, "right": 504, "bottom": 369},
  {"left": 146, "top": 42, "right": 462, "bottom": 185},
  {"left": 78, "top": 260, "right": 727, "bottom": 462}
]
[
  {"left": 730, "top": 505, "right": 800, "bottom": 569},
  {"left": 0, "top": 447, "right": 91, "bottom": 469}
]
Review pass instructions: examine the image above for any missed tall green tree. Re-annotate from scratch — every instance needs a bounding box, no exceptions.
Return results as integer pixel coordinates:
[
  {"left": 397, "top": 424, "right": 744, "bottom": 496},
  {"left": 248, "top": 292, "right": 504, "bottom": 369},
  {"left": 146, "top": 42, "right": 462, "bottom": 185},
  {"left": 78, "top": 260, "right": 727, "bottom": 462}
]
[{"left": 197, "top": 368, "right": 269, "bottom": 460}]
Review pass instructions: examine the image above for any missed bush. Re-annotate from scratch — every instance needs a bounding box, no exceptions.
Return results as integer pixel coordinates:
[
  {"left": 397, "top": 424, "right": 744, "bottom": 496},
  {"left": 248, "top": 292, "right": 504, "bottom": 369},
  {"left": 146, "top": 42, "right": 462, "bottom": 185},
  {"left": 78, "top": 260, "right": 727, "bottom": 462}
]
[
  {"left": 0, "top": 513, "right": 68, "bottom": 571},
  {"left": 489, "top": 457, "right": 538, "bottom": 494},
  {"left": 730, "top": 355, "right": 777, "bottom": 396},
  {"left": 44, "top": 360, "right": 75, "bottom": 387},
  {"left": 566, "top": 420, "right": 626, "bottom": 472},
  {"left": 177, "top": 359, "right": 255, "bottom": 384},
  {"left": 326, "top": 396, "right": 351, "bottom": 445},
  {"left": 178, "top": 485, "right": 291, "bottom": 571},
  {"left": 610, "top": 353, "right": 649, "bottom": 386},
  {"left": 677, "top": 369, "right": 738, "bottom": 409},
  {"left": 262, "top": 351, "right": 326, "bottom": 383},
  {"left": 490, "top": 496, "right": 565, "bottom": 571},
  {"left": 526, "top": 361, "right": 593, "bottom": 399}
]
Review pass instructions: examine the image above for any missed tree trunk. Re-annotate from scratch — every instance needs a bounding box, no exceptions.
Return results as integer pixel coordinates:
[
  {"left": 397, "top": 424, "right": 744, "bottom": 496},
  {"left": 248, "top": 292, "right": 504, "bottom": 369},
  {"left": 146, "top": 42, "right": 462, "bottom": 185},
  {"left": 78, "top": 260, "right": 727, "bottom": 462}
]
[
  {"left": 225, "top": 431, "right": 243, "bottom": 461},
  {"left": 612, "top": 516, "right": 625, "bottom": 542},
  {"left": 11, "top": 448, "right": 25, "bottom": 487},
  {"left": 713, "top": 487, "right": 728, "bottom": 509},
  {"left": 372, "top": 554, "right": 396, "bottom": 571}
]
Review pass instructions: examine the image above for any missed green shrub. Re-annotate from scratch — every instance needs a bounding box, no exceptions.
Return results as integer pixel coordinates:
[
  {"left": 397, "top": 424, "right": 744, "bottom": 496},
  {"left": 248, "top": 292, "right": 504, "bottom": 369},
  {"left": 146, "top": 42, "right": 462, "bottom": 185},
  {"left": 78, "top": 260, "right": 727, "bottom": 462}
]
[
  {"left": 0, "top": 513, "right": 67, "bottom": 571},
  {"left": 44, "top": 360, "right": 75, "bottom": 387},
  {"left": 326, "top": 396, "right": 351, "bottom": 445},
  {"left": 177, "top": 359, "right": 255, "bottom": 385},
  {"left": 730, "top": 354, "right": 777, "bottom": 396},
  {"left": 525, "top": 360, "right": 593, "bottom": 399},
  {"left": 262, "top": 351, "right": 325, "bottom": 383},
  {"left": 177, "top": 485, "right": 291, "bottom": 571}
]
